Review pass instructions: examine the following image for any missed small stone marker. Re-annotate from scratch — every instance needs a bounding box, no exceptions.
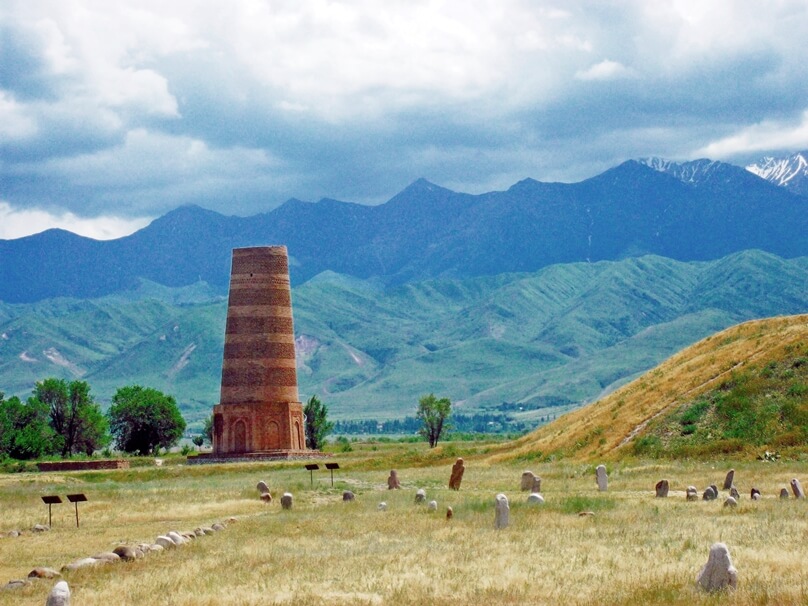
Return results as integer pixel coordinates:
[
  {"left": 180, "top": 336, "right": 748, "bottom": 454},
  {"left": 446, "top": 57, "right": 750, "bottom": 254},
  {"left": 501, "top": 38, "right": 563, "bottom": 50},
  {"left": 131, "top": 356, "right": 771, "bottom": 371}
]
[
  {"left": 415, "top": 488, "right": 426, "bottom": 503},
  {"left": 62, "top": 558, "right": 103, "bottom": 572},
  {"left": 596, "top": 464, "right": 608, "bottom": 492},
  {"left": 702, "top": 486, "right": 717, "bottom": 501},
  {"left": 167, "top": 531, "right": 186, "bottom": 545},
  {"left": 520, "top": 471, "right": 536, "bottom": 491},
  {"left": 494, "top": 494, "right": 510, "bottom": 529},
  {"left": 28, "top": 568, "right": 60, "bottom": 579},
  {"left": 655, "top": 479, "right": 669, "bottom": 498},
  {"left": 696, "top": 543, "right": 738, "bottom": 592},
  {"left": 531, "top": 476, "right": 542, "bottom": 493},
  {"left": 112, "top": 545, "right": 138, "bottom": 561},
  {"left": 378, "top": 502, "right": 387, "bottom": 511},
  {"left": 342, "top": 490, "right": 355, "bottom": 502},
  {"left": 260, "top": 492, "right": 272, "bottom": 503},
  {"left": 46, "top": 580, "right": 70, "bottom": 606},
  {"left": 710, "top": 484, "right": 718, "bottom": 495},
  {"left": 790, "top": 478, "right": 804, "bottom": 499},
  {"left": 723, "top": 496, "right": 738, "bottom": 508},
  {"left": 32, "top": 524, "right": 49, "bottom": 533},
  {"left": 729, "top": 486, "right": 740, "bottom": 500},
  {"left": 281, "top": 493, "right": 293, "bottom": 509},
  {"left": 686, "top": 486, "right": 698, "bottom": 501},
  {"left": 449, "top": 458, "right": 465, "bottom": 490},
  {"left": 257, "top": 480, "right": 269, "bottom": 494},
  {"left": 427, "top": 500, "right": 438, "bottom": 512},
  {"left": 780, "top": 488, "right": 790, "bottom": 499},
  {"left": 527, "top": 493, "right": 545, "bottom": 505},
  {"left": 446, "top": 506, "right": 453, "bottom": 520},
  {"left": 722, "top": 469, "right": 735, "bottom": 490},
  {"left": 211, "top": 522, "right": 226, "bottom": 531},
  {"left": 92, "top": 552, "right": 121, "bottom": 563},
  {"left": 388, "top": 470, "right": 401, "bottom": 490},
  {"left": 4, "top": 580, "right": 30, "bottom": 590},
  {"left": 751, "top": 488, "right": 761, "bottom": 500}
]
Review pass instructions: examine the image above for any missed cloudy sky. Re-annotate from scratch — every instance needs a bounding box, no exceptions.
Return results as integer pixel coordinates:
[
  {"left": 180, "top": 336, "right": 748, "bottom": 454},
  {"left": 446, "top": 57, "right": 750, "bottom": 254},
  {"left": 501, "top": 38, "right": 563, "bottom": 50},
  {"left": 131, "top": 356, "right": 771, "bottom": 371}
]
[{"left": 2, "top": 1, "right": 808, "bottom": 239}]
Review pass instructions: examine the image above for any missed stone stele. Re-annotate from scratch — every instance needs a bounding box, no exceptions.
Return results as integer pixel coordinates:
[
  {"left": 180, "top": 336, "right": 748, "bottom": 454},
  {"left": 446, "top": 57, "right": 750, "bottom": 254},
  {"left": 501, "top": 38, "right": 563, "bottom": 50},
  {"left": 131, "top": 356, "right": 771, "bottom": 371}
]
[
  {"left": 449, "top": 458, "right": 465, "bottom": 490},
  {"left": 210, "top": 247, "right": 306, "bottom": 459},
  {"left": 696, "top": 543, "right": 738, "bottom": 592}
]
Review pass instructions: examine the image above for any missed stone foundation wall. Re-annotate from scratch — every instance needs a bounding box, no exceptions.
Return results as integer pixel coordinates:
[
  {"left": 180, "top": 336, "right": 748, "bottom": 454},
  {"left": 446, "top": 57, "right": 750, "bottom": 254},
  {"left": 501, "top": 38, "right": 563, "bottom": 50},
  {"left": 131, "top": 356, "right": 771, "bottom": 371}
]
[{"left": 37, "top": 460, "right": 130, "bottom": 472}]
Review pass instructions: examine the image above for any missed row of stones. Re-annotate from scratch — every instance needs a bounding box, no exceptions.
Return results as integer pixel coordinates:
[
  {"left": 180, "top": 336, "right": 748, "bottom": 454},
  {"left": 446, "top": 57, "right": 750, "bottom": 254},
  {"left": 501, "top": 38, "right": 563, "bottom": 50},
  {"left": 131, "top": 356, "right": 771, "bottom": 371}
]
[{"left": 2, "top": 517, "right": 238, "bottom": 603}]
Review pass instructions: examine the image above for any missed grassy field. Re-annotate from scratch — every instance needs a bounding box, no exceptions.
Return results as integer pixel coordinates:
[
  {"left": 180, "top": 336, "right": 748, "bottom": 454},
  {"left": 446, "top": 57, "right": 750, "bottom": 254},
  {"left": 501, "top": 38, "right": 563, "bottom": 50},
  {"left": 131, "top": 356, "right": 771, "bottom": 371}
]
[{"left": 2, "top": 444, "right": 807, "bottom": 605}]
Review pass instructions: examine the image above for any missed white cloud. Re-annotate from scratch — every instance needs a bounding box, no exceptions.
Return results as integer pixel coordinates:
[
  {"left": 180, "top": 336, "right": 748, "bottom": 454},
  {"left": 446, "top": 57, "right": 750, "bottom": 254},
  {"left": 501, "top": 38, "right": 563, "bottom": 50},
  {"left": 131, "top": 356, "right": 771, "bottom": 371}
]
[
  {"left": 0, "top": 200, "right": 151, "bottom": 240},
  {"left": 575, "top": 59, "right": 633, "bottom": 81},
  {"left": 694, "top": 109, "right": 808, "bottom": 158},
  {"left": 42, "top": 128, "right": 278, "bottom": 188},
  {"left": 0, "top": 92, "right": 38, "bottom": 140}
]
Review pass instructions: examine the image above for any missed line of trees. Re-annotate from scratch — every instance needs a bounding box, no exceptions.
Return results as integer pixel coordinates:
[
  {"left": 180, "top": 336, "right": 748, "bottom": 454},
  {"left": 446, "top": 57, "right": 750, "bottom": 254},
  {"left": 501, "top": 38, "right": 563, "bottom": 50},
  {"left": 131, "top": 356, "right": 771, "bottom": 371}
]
[{"left": 0, "top": 379, "right": 186, "bottom": 461}]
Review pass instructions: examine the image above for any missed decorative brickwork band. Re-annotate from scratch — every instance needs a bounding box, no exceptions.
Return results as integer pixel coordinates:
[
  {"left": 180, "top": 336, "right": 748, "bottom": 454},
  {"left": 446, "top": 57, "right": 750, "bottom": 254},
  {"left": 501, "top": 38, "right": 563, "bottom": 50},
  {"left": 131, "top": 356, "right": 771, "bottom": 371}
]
[{"left": 212, "top": 246, "right": 307, "bottom": 455}]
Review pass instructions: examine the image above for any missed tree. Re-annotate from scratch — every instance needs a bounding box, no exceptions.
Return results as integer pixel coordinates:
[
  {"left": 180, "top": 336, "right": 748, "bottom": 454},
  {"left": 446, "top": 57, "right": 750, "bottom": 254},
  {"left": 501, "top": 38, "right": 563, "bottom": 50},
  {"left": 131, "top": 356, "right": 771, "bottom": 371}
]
[
  {"left": 304, "top": 395, "right": 333, "bottom": 450},
  {"left": 416, "top": 393, "right": 452, "bottom": 448},
  {"left": 31, "top": 378, "right": 110, "bottom": 457},
  {"left": 108, "top": 386, "right": 186, "bottom": 455},
  {"left": 202, "top": 414, "right": 213, "bottom": 446},
  {"left": 0, "top": 392, "right": 55, "bottom": 460}
]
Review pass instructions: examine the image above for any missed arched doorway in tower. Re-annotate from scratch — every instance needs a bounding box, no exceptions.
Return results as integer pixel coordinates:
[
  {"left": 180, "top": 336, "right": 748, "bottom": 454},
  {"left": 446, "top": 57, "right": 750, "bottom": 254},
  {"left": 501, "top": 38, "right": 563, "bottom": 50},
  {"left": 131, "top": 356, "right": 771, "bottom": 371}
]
[
  {"left": 233, "top": 419, "right": 248, "bottom": 453},
  {"left": 295, "top": 421, "right": 303, "bottom": 449},
  {"left": 268, "top": 421, "right": 280, "bottom": 449}
]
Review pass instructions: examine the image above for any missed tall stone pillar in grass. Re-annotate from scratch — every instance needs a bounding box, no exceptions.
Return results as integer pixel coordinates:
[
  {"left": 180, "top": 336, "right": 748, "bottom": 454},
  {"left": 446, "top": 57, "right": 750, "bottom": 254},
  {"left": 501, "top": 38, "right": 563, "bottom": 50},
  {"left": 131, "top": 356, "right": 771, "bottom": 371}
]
[{"left": 212, "top": 246, "right": 306, "bottom": 457}]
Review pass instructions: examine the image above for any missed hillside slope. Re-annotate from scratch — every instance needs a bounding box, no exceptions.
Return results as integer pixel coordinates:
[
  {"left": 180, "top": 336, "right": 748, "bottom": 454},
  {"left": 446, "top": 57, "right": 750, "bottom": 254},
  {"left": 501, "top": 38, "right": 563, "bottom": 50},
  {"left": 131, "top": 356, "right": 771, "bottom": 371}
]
[
  {"left": 490, "top": 314, "right": 808, "bottom": 462},
  {"left": 1, "top": 252, "right": 807, "bottom": 429}
]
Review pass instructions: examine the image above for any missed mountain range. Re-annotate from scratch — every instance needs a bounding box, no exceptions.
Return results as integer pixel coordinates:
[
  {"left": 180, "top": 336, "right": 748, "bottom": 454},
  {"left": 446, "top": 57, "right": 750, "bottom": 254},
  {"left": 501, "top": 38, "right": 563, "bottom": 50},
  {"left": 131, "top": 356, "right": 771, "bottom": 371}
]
[
  {"left": 0, "top": 155, "right": 806, "bottom": 304},
  {"left": 1, "top": 154, "right": 806, "bottom": 430}
]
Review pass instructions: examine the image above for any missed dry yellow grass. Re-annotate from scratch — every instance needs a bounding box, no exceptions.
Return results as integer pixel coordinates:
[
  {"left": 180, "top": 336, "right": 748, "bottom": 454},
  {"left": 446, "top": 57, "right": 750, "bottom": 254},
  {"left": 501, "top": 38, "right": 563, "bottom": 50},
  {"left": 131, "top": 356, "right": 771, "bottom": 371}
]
[
  {"left": 2, "top": 457, "right": 808, "bottom": 605},
  {"left": 488, "top": 314, "right": 808, "bottom": 463}
]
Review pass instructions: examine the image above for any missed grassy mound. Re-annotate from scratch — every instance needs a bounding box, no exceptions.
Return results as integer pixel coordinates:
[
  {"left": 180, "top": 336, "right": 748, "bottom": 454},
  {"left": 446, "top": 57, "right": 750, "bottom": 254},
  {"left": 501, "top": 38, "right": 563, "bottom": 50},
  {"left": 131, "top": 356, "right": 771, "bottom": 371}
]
[{"left": 488, "top": 314, "right": 808, "bottom": 462}]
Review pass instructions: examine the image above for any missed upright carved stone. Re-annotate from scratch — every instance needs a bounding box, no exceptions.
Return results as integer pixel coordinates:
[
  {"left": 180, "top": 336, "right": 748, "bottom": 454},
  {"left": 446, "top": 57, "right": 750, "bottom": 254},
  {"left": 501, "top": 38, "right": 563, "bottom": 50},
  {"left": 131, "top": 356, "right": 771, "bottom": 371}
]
[
  {"left": 494, "top": 494, "right": 510, "bottom": 529},
  {"left": 449, "top": 458, "right": 465, "bottom": 490},
  {"left": 790, "top": 478, "right": 804, "bottom": 499},
  {"left": 46, "top": 581, "right": 71, "bottom": 606},
  {"left": 655, "top": 479, "right": 669, "bottom": 498},
  {"left": 212, "top": 247, "right": 306, "bottom": 457},
  {"left": 596, "top": 465, "right": 608, "bottom": 492},
  {"left": 521, "top": 471, "right": 536, "bottom": 491},
  {"left": 388, "top": 470, "right": 401, "bottom": 489},
  {"left": 723, "top": 469, "right": 735, "bottom": 490},
  {"left": 750, "top": 488, "right": 761, "bottom": 500},
  {"left": 696, "top": 543, "right": 738, "bottom": 592}
]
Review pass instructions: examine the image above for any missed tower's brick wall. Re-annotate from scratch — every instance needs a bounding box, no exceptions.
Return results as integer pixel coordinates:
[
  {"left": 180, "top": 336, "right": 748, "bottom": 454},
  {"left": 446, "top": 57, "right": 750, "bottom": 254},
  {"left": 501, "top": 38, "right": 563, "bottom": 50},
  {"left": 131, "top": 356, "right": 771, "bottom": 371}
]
[{"left": 213, "top": 246, "right": 306, "bottom": 455}]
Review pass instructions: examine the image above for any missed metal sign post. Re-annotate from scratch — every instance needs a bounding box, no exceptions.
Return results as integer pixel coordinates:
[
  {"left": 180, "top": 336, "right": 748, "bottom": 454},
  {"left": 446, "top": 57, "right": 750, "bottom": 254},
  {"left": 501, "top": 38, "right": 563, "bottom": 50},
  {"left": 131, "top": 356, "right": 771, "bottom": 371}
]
[
  {"left": 41, "top": 495, "right": 63, "bottom": 527},
  {"left": 325, "top": 462, "right": 340, "bottom": 487},
  {"left": 66, "top": 494, "right": 87, "bottom": 528},
  {"left": 304, "top": 464, "right": 320, "bottom": 487}
]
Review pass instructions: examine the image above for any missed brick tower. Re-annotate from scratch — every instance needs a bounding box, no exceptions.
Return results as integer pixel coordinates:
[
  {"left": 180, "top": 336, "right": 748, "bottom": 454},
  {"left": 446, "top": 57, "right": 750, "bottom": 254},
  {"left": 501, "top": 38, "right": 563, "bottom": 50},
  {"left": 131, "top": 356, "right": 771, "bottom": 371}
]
[{"left": 211, "top": 246, "right": 306, "bottom": 457}]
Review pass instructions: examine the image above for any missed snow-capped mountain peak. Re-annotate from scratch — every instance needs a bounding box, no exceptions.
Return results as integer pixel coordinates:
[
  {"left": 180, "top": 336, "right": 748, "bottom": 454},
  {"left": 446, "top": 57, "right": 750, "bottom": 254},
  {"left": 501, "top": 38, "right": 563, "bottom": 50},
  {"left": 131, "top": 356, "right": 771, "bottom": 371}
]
[
  {"left": 638, "top": 157, "right": 727, "bottom": 186},
  {"left": 746, "top": 151, "right": 808, "bottom": 195}
]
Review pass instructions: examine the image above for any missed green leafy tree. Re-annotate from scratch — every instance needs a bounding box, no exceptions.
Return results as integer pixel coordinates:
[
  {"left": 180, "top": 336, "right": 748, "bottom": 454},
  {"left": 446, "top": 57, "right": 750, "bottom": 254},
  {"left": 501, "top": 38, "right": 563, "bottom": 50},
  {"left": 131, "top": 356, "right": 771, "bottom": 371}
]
[
  {"left": 108, "top": 386, "right": 186, "bottom": 455},
  {"left": 202, "top": 414, "right": 213, "bottom": 446},
  {"left": 0, "top": 392, "right": 55, "bottom": 460},
  {"left": 304, "top": 395, "right": 334, "bottom": 450},
  {"left": 416, "top": 393, "right": 452, "bottom": 448},
  {"left": 31, "top": 378, "right": 110, "bottom": 457}
]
